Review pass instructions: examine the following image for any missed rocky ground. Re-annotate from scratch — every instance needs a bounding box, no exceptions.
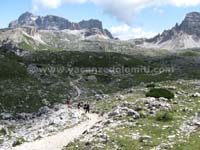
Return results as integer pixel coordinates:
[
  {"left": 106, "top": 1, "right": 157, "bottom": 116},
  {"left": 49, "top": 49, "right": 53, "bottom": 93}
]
[
  {"left": 64, "top": 80, "right": 200, "bottom": 150},
  {"left": 0, "top": 104, "right": 86, "bottom": 150},
  {"left": 1, "top": 79, "right": 200, "bottom": 150}
]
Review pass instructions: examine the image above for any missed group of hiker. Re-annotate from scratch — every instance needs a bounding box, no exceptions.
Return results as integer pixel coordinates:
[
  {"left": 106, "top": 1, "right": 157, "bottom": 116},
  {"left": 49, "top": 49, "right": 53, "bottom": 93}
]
[
  {"left": 66, "top": 98, "right": 90, "bottom": 113},
  {"left": 78, "top": 102, "right": 90, "bottom": 113}
]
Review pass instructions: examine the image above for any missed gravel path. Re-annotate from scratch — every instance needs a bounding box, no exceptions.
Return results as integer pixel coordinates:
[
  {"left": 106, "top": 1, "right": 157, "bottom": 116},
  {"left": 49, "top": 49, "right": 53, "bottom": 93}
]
[{"left": 11, "top": 113, "right": 101, "bottom": 150}]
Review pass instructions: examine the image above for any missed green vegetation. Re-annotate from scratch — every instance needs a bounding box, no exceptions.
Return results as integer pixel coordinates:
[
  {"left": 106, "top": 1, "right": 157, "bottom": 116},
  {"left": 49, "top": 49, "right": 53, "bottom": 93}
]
[
  {"left": 12, "top": 138, "right": 26, "bottom": 147},
  {"left": 172, "top": 129, "right": 200, "bottom": 150},
  {"left": 180, "top": 51, "right": 200, "bottom": 57},
  {"left": 146, "top": 88, "right": 174, "bottom": 99},
  {"left": 0, "top": 128, "right": 7, "bottom": 136},
  {"left": 155, "top": 111, "right": 174, "bottom": 122},
  {"left": 0, "top": 48, "right": 200, "bottom": 114},
  {"left": 18, "top": 41, "right": 34, "bottom": 50},
  {"left": 0, "top": 49, "right": 28, "bottom": 79},
  {"left": 146, "top": 83, "right": 156, "bottom": 88}
]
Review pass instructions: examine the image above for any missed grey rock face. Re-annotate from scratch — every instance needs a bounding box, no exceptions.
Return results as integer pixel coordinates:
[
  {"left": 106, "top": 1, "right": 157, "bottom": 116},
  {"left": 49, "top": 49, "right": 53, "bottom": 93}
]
[
  {"left": 8, "top": 12, "right": 113, "bottom": 39},
  {"left": 180, "top": 12, "right": 200, "bottom": 36},
  {"left": 79, "top": 19, "right": 103, "bottom": 30},
  {"left": 35, "top": 15, "right": 78, "bottom": 30},
  {"left": 9, "top": 12, "right": 38, "bottom": 28},
  {"left": 139, "top": 11, "right": 200, "bottom": 49},
  {"left": 103, "top": 29, "right": 113, "bottom": 39}
]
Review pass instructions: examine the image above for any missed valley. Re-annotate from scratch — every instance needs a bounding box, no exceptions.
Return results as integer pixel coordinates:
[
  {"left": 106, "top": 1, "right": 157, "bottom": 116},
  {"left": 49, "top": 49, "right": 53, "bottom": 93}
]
[{"left": 0, "top": 11, "right": 200, "bottom": 150}]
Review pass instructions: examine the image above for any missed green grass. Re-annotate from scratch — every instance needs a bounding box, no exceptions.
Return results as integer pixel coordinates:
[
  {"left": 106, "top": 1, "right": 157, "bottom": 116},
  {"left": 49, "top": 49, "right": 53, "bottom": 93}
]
[
  {"left": 172, "top": 130, "right": 200, "bottom": 150},
  {"left": 18, "top": 41, "right": 33, "bottom": 50}
]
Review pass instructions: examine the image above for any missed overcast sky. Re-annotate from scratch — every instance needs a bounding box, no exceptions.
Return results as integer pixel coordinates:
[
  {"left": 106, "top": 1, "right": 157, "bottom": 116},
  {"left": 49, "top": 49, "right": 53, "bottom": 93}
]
[{"left": 1, "top": 0, "right": 200, "bottom": 39}]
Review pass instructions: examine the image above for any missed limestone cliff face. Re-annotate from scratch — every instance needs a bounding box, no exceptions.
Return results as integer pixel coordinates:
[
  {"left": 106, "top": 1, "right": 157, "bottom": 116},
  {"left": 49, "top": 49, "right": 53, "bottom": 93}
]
[
  {"left": 8, "top": 12, "right": 113, "bottom": 39},
  {"left": 180, "top": 12, "right": 200, "bottom": 36}
]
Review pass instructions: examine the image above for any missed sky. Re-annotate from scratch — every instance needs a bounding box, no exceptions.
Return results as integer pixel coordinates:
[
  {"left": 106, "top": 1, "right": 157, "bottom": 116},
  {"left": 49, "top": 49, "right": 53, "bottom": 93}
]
[{"left": 1, "top": 0, "right": 200, "bottom": 40}]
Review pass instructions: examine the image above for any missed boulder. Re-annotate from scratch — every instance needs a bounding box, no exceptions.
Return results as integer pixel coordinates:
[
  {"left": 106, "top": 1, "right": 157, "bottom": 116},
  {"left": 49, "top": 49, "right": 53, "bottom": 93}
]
[
  {"left": 116, "top": 95, "right": 125, "bottom": 100},
  {"left": 139, "top": 135, "right": 152, "bottom": 143},
  {"left": 158, "top": 97, "right": 168, "bottom": 101},
  {"left": 87, "top": 75, "right": 97, "bottom": 82},
  {"left": 190, "top": 92, "right": 200, "bottom": 97},
  {"left": 0, "top": 113, "right": 13, "bottom": 120},
  {"left": 95, "top": 94, "right": 103, "bottom": 101},
  {"left": 15, "top": 113, "right": 33, "bottom": 120},
  {"left": 127, "top": 109, "right": 140, "bottom": 119},
  {"left": 38, "top": 106, "right": 50, "bottom": 116}
]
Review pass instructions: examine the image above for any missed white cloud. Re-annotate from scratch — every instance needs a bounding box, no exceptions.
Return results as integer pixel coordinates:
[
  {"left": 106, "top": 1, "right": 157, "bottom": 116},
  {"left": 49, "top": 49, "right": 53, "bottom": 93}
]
[
  {"left": 153, "top": 7, "right": 164, "bottom": 14},
  {"left": 110, "top": 24, "right": 157, "bottom": 40},
  {"left": 32, "top": 0, "right": 200, "bottom": 23},
  {"left": 33, "top": 0, "right": 61, "bottom": 9},
  {"left": 91, "top": 0, "right": 200, "bottom": 23},
  {"left": 91, "top": 0, "right": 158, "bottom": 24},
  {"left": 33, "top": 0, "right": 86, "bottom": 9},
  {"left": 169, "top": 0, "right": 200, "bottom": 7}
]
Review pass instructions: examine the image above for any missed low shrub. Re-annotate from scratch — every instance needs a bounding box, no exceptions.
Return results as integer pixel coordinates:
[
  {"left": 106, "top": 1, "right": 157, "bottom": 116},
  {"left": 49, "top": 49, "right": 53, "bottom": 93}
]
[
  {"left": 146, "top": 88, "right": 174, "bottom": 99},
  {"left": 12, "top": 138, "right": 25, "bottom": 147},
  {"left": 146, "top": 83, "right": 156, "bottom": 88},
  {"left": 155, "top": 111, "right": 173, "bottom": 122}
]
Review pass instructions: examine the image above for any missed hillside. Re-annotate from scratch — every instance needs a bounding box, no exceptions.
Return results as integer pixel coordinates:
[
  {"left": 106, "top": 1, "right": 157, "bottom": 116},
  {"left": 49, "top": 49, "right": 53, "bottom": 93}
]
[{"left": 1, "top": 47, "right": 200, "bottom": 115}]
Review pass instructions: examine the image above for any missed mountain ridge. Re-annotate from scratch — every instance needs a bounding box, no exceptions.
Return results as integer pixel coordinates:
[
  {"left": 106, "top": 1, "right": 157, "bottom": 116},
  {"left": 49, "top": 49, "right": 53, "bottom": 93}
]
[
  {"left": 135, "top": 11, "right": 200, "bottom": 50},
  {"left": 3, "top": 11, "right": 200, "bottom": 51},
  {"left": 8, "top": 11, "right": 113, "bottom": 39}
]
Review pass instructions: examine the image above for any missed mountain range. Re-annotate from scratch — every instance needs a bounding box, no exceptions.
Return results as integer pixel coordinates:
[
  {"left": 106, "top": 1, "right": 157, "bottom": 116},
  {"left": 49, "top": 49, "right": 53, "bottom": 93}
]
[
  {"left": 9, "top": 12, "right": 113, "bottom": 39},
  {"left": 0, "top": 12, "right": 117, "bottom": 52},
  {"left": 1, "top": 11, "right": 200, "bottom": 51}
]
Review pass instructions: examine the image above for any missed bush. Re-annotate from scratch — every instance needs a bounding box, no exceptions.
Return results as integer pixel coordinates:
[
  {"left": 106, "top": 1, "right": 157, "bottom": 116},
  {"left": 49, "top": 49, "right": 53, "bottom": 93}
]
[
  {"left": 146, "top": 88, "right": 174, "bottom": 99},
  {"left": 146, "top": 83, "right": 156, "bottom": 88},
  {"left": 155, "top": 111, "right": 173, "bottom": 122},
  {"left": 0, "top": 128, "right": 7, "bottom": 135},
  {"left": 12, "top": 138, "right": 25, "bottom": 147}
]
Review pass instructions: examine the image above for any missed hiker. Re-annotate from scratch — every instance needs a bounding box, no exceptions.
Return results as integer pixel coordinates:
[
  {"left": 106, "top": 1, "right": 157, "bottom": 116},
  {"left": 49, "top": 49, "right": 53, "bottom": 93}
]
[
  {"left": 77, "top": 102, "right": 81, "bottom": 109},
  {"left": 83, "top": 103, "right": 87, "bottom": 112},
  {"left": 66, "top": 98, "right": 70, "bottom": 108},
  {"left": 85, "top": 103, "right": 90, "bottom": 113}
]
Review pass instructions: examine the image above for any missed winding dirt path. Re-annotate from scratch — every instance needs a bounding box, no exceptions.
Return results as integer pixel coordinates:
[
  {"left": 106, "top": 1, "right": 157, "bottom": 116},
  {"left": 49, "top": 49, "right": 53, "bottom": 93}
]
[
  {"left": 11, "top": 113, "right": 101, "bottom": 150},
  {"left": 70, "top": 76, "right": 82, "bottom": 101}
]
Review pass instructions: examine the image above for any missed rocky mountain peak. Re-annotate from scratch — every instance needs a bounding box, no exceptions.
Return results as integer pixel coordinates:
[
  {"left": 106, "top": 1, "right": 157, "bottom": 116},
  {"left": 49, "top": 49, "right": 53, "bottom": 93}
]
[
  {"left": 180, "top": 11, "right": 200, "bottom": 36},
  {"left": 185, "top": 12, "right": 200, "bottom": 19},
  {"left": 18, "top": 11, "right": 34, "bottom": 21},
  {"left": 8, "top": 12, "right": 113, "bottom": 39},
  {"left": 136, "top": 11, "right": 200, "bottom": 50},
  {"left": 9, "top": 12, "right": 113, "bottom": 38},
  {"left": 79, "top": 19, "right": 103, "bottom": 30},
  {"left": 9, "top": 11, "right": 38, "bottom": 28}
]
